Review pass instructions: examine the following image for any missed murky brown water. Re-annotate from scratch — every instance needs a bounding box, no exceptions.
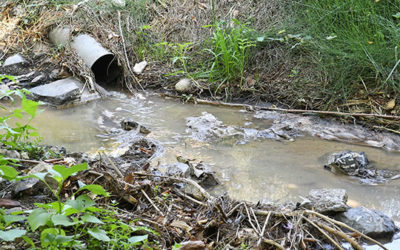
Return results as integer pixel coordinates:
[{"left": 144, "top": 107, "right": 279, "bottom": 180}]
[{"left": 27, "top": 92, "right": 400, "bottom": 226}]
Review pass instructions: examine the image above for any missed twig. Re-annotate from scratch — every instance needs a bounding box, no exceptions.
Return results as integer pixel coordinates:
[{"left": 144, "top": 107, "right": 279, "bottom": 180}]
[
  {"left": 160, "top": 93, "right": 400, "bottom": 121},
  {"left": 257, "top": 211, "right": 271, "bottom": 247},
  {"left": 141, "top": 189, "right": 164, "bottom": 217},
  {"left": 244, "top": 203, "right": 260, "bottom": 234},
  {"left": 262, "top": 238, "right": 284, "bottom": 250},
  {"left": 251, "top": 207, "right": 262, "bottom": 233},
  {"left": 132, "top": 172, "right": 212, "bottom": 200},
  {"left": 101, "top": 153, "right": 124, "bottom": 178},
  {"left": 302, "top": 216, "right": 343, "bottom": 250},
  {"left": 173, "top": 188, "right": 206, "bottom": 206},
  {"left": 227, "top": 202, "right": 244, "bottom": 217},
  {"left": 117, "top": 10, "right": 143, "bottom": 91},
  {"left": 317, "top": 222, "right": 363, "bottom": 250},
  {"left": 373, "top": 126, "right": 400, "bottom": 136},
  {"left": 305, "top": 210, "right": 388, "bottom": 250}
]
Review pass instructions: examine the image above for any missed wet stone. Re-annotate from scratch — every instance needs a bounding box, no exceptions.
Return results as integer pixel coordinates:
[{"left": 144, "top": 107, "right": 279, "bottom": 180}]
[
  {"left": 29, "top": 77, "right": 82, "bottom": 105},
  {"left": 325, "top": 150, "right": 369, "bottom": 176},
  {"left": 2, "top": 54, "right": 26, "bottom": 67},
  {"left": 167, "top": 163, "right": 191, "bottom": 178},
  {"left": 306, "top": 188, "right": 348, "bottom": 214},
  {"left": 120, "top": 118, "right": 151, "bottom": 134},
  {"left": 335, "top": 206, "right": 396, "bottom": 239}
]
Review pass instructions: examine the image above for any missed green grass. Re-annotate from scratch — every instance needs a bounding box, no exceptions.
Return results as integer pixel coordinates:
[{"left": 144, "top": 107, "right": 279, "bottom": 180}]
[{"left": 292, "top": 0, "right": 400, "bottom": 101}]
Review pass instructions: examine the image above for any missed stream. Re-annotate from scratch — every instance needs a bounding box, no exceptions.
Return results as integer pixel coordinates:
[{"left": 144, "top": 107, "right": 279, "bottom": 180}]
[{"left": 30, "top": 91, "right": 400, "bottom": 231}]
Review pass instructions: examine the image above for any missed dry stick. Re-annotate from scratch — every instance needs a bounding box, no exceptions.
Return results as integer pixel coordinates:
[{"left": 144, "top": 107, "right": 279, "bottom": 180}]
[
  {"left": 250, "top": 207, "right": 262, "bottom": 233},
  {"left": 302, "top": 216, "right": 344, "bottom": 250},
  {"left": 183, "top": 97, "right": 400, "bottom": 121},
  {"left": 101, "top": 153, "right": 124, "bottom": 178},
  {"left": 373, "top": 125, "right": 400, "bottom": 136},
  {"left": 117, "top": 10, "right": 144, "bottom": 91},
  {"left": 132, "top": 172, "right": 213, "bottom": 200},
  {"left": 227, "top": 202, "right": 244, "bottom": 217},
  {"left": 257, "top": 211, "right": 271, "bottom": 247},
  {"left": 262, "top": 238, "right": 284, "bottom": 250},
  {"left": 305, "top": 210, "right": 388, "bottom": 250},
  {"left": 244, "top": 203, "right": 260, "bottom": 235},
  {"left": 141, "top": 189, "right": 165, "bottom": 217},
  {"left": 173, "top": 188, "right": 206, "bottom": 206},
  {"left": 317, "top": 222, "right": 363, "bottom": 250}
]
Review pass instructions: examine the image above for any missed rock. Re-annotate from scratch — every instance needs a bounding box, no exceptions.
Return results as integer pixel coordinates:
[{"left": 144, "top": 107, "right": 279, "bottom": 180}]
[
  {"left": 175, "top": 78, "right": 192, "bottom": 93},
  {"left": 186, "top": 112, "right": 241, "bottom": 142},
  {"left": 29, "top": 77, "right": 82, "bottom": 105},
  {"left": 3, "top": 54, "right": 26, "bottom": 67},
  {"left": 335, "top": 206, "right": 396, "bottom": 239},
  {"left": 120, "top": 118, "right": 151, "bottom": 134},
  {"left": 324, "top": 150, "right": 369, "bottom": 176},
  {"left": 133, "top": 61, "right": 147, "bottom": 74},
  {"left": 306, "top": 188, "right": 348, "bottom": 214},
  {"left": 0, "top": 149, "right": 20, "bottom": 159},
  {"left": 12, "top": 177, "right": 41, "bottom": 197},
  {"left": 166, "top": 163, "right": 191, "bottom": 177},
  {"left": 0, "top": 199, "right": 21, "bottom": 209}
]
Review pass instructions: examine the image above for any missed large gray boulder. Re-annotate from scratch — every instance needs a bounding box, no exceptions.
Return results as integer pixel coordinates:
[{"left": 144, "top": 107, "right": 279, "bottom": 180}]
[
  {"left": 29, "top": 77, "right": 82, "bottom": 105},
  {"left": 307, "top": 188, "right": 348, "bottom": 214},
  {"left": 325, "top": 150, "right": 369, "bottom": 176},
  {"left": 335, "top": 206, "right": 396, "bottom": 239}
]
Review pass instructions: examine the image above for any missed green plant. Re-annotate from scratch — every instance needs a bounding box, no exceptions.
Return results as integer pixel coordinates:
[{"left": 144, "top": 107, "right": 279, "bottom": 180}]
[
  {"left": 0, "top": 162, "right": 156, "bottom": 248},
  {"left": 292, "top": 0, "right": 400, "bottom": 100},
  {"left": 203, "top": 19, "right": 256, "bottom": 94},
  {"left": 0, "top": 75, "right": 43, "bottom": 157}
]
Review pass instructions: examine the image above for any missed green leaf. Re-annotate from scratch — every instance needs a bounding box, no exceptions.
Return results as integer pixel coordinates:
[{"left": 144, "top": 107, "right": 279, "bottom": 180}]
[
  {"left": 52, "top": 163, "right": 88, "bottom": 181},
  {"left": 128, "top": 235, "right": 148, "bottom": 244},
  {"left": 4, "top": 215, "right": 26, "bottom": 227},
  {"left": 87, "top": 228, "right": 110, "bottom": 242},
  {"left": 51, "top": 214, "right": 76, "bottom": 227},
  {"left": 65, "top": 194, "right": 95, "bottom": 213},
  {"left": 40, "top": 228, "right": 72, "bottom": 247},
  {"left": 22, "top": 236, "right": 35, "bottom": 248},
  {"left": 81, "top": 214, "right": 104, "bottom": 224},
  {"left": 28, "top": 209, "right": 52, "bottom": 231},
  {"left": 77, "top": 184, "right": 109, "bottom": 197},
  {"left": 21, "top": 98, "right": 39, "bottom": 117},
  {"left": 0, "top": 165, "right": 19, "bottom": 180},
  {"left": 0, "top": 229, "right": 26, "bottom": 241},
  {"left": 393, "top": 12, "right": 400, "bottom": 19}
]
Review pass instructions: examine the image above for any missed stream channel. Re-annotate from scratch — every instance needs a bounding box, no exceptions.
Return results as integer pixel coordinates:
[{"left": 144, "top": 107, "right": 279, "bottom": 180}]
[{"left": 28, "top": 91, "right": 400, "bottom": 247}]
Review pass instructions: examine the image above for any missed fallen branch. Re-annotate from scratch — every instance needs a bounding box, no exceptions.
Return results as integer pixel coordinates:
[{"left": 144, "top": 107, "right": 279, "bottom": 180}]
[
  {"left": 160, "top": 93, "right": 400, "bottom": 121},
  {"left": 305, "top": 210, "right": 388, "bottom": 250},
  {"left": 302, "top": 216, "right": 344, "bottom": 250},
  {"left": 316, "top": 222, "right": 363, "bottom": 250}
]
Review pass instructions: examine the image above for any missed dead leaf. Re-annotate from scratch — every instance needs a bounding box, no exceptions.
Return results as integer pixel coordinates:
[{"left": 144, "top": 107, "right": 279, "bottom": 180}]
[
  {"left": 178, "top": 240, "right": 206, "bottom": 250},
  {"left": 385, "top": 99, "right": 396, "bottom": 110},
  {"left": 171, "top": 220, "right": 193, "bottom": 232}
]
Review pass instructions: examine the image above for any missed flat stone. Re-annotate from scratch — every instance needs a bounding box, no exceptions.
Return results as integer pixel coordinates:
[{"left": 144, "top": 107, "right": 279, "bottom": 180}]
[
  {"left": 133, "top": 61, "right": 147, "bottom": 74},
  {"left": 29, "top": 77, "right": 82, "bottom": 105},
  {"left": 307, "top": 188, "right": 348, "bottom": 214},
  {"left": 3, "top": 54, "right": 26, "bottom": 67},
  {"left": 166, "top": 163, "right": 191, "bottom": 177},
  {"left": 175, "top": 78, "right": 192, "bottom": 93},
  {"left": 335, "top": 206, "right": 396, "bottom": 239}
]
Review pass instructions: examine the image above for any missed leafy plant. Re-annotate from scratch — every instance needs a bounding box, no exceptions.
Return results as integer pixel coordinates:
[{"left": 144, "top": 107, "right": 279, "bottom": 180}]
[
  {"left": 292, "top": 0, "right": 400, "bottom": 100},
  {"left": 0, "top": 75, "right": 43, "bottom": 157},
  {"left": 203, "top": 19, "right": 256, "bottom": 94}
]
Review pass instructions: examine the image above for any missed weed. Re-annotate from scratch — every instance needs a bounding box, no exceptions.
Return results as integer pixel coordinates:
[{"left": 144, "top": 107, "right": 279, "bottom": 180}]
[
  {"left": 203, "top": 19, "right": 256, "bottom": 95},
  {"left": 292, "top": 0, "right": 400, "bottom": 100}
]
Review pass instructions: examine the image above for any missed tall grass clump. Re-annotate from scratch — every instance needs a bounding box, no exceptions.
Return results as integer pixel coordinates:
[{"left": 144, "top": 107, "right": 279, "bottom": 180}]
[
  {"left": 294, "top": 0, "right": 400, "bottom": 100},
  {"left": 203, "top": 19, "right": 256, "bottom": 95}
]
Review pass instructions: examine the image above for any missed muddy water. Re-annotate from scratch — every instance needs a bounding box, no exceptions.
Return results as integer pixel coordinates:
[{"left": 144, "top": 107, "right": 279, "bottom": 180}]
[{"left": 30, "top": 92, "right": 400, "bottom": 224}]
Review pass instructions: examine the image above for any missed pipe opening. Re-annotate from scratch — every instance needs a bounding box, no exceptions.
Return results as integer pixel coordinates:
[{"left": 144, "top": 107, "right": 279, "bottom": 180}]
[{"left": 91, "top": 54, "right": 122, "bottom": 85}]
